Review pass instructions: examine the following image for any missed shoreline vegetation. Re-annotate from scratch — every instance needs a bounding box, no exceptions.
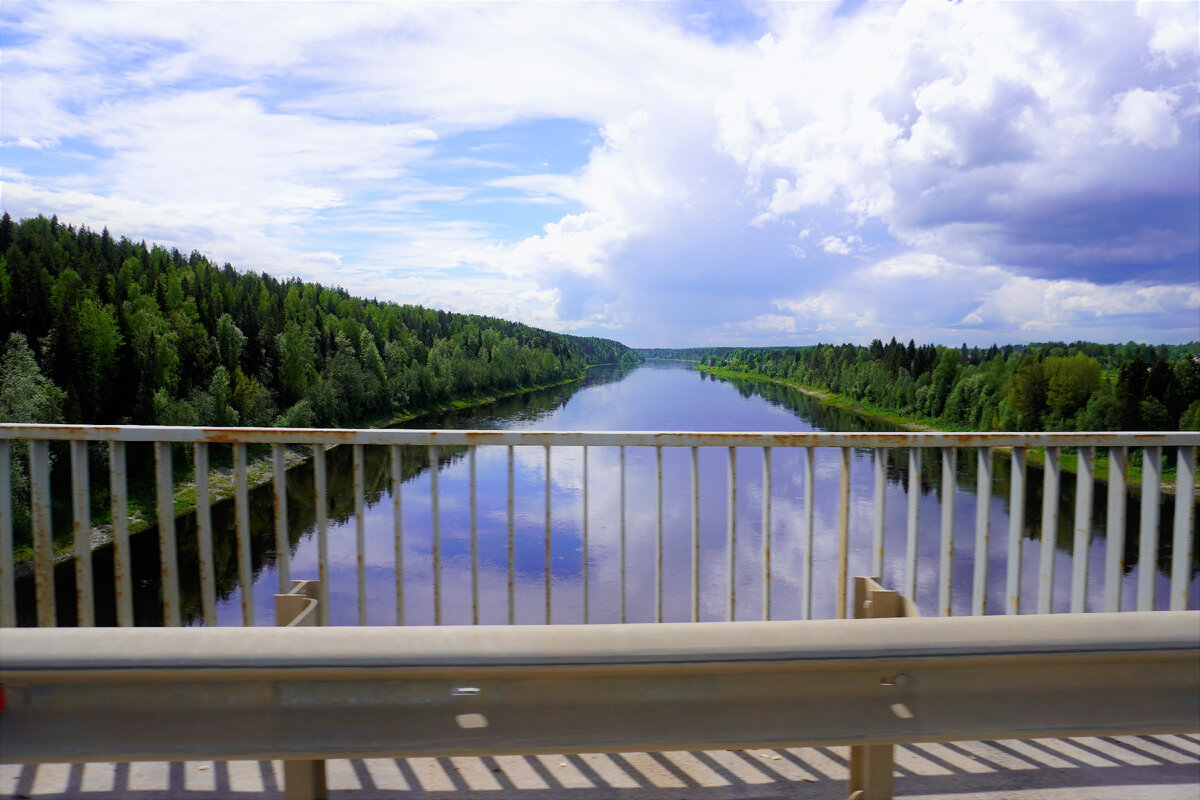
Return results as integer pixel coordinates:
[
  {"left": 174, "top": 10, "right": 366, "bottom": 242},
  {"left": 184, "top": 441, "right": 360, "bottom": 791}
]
[
  {"left": 4, "top": 211, "right": 1196, "bottom": 567},
  {"left": 692, "top": 363, "right": 1195, "bottom": 497},
  {"left": 1, "top": 213, "right": 640, "bottom": 566},
  {"left": 13, "top": 367, "right": 611, "bottom": 569}
]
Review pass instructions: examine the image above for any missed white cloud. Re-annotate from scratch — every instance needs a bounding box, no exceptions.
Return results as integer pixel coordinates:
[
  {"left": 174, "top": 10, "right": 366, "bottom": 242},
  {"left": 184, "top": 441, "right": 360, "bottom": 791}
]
[
  {"left": 1111, "top": 88, "right": 1181, "bottom": 149},
  {"left": 1138, "top": 1, "right": 1200, "bottom": 67},
  {"left": 1, "top": 0, "right": 1196, "bottom": 347},
  {"left": 970, "top": 276, "right": 1200, "bottom": 330},
  {"left": 485, "top": 174, "right": 581, "bottom": 203},
  {"left": 820, "top": 234, "right": 861, "bottom": 256},
  {"left": 763, "top": 253, "right": 1200, "bottom": 345}
]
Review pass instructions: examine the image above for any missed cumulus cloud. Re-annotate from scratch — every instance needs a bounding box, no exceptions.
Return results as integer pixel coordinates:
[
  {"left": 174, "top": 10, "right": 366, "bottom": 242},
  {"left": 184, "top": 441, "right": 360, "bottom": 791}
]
[
  {"left": 1, "top": 0, "right": 1196, "bottom": 346},
  {"left": 820, "top": 235, "right": 861, "bottom": 255},
  {"left": 762, "top": 253, "right": 1200, "bottom": 345},
  {"left": 1112, "top": 89, "right": 1181, "bottom": 149}
]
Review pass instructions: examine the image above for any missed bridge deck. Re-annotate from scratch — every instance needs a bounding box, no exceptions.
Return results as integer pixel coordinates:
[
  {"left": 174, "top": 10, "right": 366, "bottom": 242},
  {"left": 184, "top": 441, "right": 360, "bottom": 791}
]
[{"left": 5, "top": 736, "right": 1199, "bottom": 799}]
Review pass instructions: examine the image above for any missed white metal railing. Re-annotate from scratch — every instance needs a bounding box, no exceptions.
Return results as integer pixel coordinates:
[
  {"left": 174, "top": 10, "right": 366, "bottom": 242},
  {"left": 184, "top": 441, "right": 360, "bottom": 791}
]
[{"left": 0, "top": 425, "right": 1196, "bottom": 629}]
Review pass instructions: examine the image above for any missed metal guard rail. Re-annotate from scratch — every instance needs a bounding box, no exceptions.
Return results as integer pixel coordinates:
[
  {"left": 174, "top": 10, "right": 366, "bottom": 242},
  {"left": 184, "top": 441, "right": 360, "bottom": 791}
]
[
  {"left": 1, "top": 425, "right": 1196, "bottom": 629},
  {"left": 2, "top": 611, "right": 1196, "bottom": 764},
  {"left": 2, "top": 423, "right": 1197, "bottom": 446}
]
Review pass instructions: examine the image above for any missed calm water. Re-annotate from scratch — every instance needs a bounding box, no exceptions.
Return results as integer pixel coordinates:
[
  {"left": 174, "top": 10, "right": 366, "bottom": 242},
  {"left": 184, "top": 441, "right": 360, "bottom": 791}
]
[{"left": 19, "top": 361, "right": 1198, "bottom": 625}]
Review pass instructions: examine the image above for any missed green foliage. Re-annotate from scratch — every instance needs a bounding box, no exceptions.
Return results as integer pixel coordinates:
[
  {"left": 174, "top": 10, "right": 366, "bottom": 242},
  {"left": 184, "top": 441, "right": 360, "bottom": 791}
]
[
  {"left": 646, "top": 340, "right": 1197, "bottom": 433},
  {"left": 1043, "top": 352, "right": 1102, "bottom": 421},
  {"left": 0, "top": 214, "right": 639, "bottom": 429},
  {"left": 0, "top": 333, "right": 65, "bottom": 424},
  {"left": 214, "top": 313, "right": 246, "bottom": 375},
  {"left": 1180, "top": 399, "right": 1200, "bottom": 431},
  {"left": 0, "top": 332, "right": 66, "bottom": 542},
  {"left": 1006, "top": 355, "right": 1047, "bottom": 427}
]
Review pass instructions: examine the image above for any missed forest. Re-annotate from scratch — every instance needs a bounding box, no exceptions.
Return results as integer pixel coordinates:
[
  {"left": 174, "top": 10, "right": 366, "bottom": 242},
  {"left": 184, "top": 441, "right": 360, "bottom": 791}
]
[
  {"left": 0, "top": 214, "right": 639, "bottom": 431},
  {"left": 640, "top": 339, "right": 1200, "bottom": 433}
]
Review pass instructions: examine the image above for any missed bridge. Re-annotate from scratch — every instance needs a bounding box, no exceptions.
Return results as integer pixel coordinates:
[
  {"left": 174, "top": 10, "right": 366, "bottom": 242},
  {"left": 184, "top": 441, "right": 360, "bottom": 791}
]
[{"left": 1, "top": 425, "right": 1197, "bottom": 799}]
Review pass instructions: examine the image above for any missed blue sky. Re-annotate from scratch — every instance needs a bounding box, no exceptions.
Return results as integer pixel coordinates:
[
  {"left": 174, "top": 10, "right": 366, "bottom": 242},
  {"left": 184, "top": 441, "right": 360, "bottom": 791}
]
[{"left": 2, "top": 1, "right": 1197, "bottom": 347}]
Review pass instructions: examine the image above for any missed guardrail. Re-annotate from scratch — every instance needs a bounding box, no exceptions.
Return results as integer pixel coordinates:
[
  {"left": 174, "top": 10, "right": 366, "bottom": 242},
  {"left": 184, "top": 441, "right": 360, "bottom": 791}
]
[
  {"left": 0, "top": 425, "right": 1196, "bottom": 628},
  {"left": 2, "top": 612, "right": 1196, "bottom": 769}
]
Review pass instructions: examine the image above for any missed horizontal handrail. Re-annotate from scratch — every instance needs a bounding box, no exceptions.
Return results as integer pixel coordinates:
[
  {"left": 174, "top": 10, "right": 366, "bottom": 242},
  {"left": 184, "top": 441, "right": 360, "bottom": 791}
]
[
  {"left": 1, "top": 425, "right": 1195, "bottom": 630},
  {"left": 2, "top": 423, "right": 1198, "bottom": 447},
  {"left": 6, "top": 612, "right": 1196, "bottom": 672},
  {"left": 2, "top": 612, "right": 1196, "bottom": 763}
]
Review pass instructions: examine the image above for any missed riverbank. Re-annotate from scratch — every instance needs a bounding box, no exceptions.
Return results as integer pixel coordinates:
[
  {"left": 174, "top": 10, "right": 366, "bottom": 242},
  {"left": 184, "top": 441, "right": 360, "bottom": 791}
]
[
  {"left": 14, "top": 368, "right": 609, "bottom": 569},
  {"left": 697, "top": 364, "right": 1193, "bottom": 497}
]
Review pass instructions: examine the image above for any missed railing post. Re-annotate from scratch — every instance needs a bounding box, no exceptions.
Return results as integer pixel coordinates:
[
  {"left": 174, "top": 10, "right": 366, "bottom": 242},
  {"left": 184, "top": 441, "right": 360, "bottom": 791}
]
[
  {"left": 30, "top": 439, "right": 55, "bottom": 628},
  {"left": 837, "top": 447, "right": 851, "bottom": 619},
  {"left": 1138, "top": 446, "right": 1162, "bottom": 611},
  {"left": 904, "top": 446, "right": 921, "bottom": 602},
  {"left": 848, "top": 575, "right": 903, "bottom": 800},
  {"left": 0, "top": 440, "right": 12, "bottom": 628},
  {"left": 938, "top": 446, "right": 956, "bottom": 617},
  {"left": 972, "top": 447, "right": 992, "bottom": 616},
  {"left": 1104, "top": 446, "right": 1128, "bottom": 612},
  {"left": 276, "top": 579, "right": 327, "bottom": 800},
  {"left": 1170, "top": 446, "right": 1196, "bottom": 611},
  {"left": 1006, "top": 447, "right": 1027, "bottom": 615}
]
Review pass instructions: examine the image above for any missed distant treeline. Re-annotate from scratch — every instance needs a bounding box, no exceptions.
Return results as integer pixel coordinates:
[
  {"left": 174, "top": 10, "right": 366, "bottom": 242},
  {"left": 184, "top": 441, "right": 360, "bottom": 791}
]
[
  {"left": 0, "top": 214, "right": 639, "bottom": 429},
  {"left": 640, "top": 340, "right": 1200, "bottom": 431}
]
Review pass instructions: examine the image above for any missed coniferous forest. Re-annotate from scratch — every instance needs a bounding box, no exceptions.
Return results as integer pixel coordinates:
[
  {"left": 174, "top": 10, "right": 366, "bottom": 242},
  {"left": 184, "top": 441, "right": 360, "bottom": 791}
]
[
  {"left": 0, "top": 214, "right": 639, "bottom": 430},
  {"left": 1, "top": 214, "right": 1196, "bottom": 554},
  {"left": 640, "top": 339, "right": 1200, "bottom": 433}
]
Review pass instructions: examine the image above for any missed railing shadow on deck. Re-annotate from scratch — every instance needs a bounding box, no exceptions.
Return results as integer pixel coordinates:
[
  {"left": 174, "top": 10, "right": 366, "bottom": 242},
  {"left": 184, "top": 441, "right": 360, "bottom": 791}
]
[{"left": 4, "top": 736, "right": 1200, "bottom": 799}]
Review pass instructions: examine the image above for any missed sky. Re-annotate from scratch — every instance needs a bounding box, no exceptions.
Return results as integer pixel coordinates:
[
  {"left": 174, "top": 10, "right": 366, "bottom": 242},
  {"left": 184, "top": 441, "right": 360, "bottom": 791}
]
[{"left": 2, "top": 1, "right": 1198, "bottom": 348}]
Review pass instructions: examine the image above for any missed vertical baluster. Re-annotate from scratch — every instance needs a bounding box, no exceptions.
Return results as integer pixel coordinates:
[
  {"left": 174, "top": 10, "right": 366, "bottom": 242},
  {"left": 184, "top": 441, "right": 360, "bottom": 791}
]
[
  {"left": 272, "top": 445, "right": 290, "bottom": 592},
  {"left": 727, "top": 446, "right": 737, "bottom": 622},
  {"left": 1170, "top": 446, "right": 1195, "bottom": 611},
  {"left": 620, "top": 445, "right": 627, "bottom": 624},
  {"left": 1036, "top": 447, "right": 1060, "bottom": 614},
  {"left": 109, "top": 442, "right": 133, "bottom": 627},
  {"left": 507, "top": 445, "right": 515, "bottom": 625},
  {"left": 470, "top": 445, "right": 478, "bottom": 626},
  {"left": 313, "top": 445, "right": 329, "bottom": 626},
  {"left": 70, "top": 440, "right": 93, "bottom": 627},
  {"left": 233, "top": 442, "right": 253, "bottom": 627},
  {"left": 904, "top": 446, "right": 921, "bottom": 601},
  {"left": 937, "top": 447, "right": 956, "bottom": 617},
  {"left": 972, "top": 447, "right": 992, "bottom": 616},
  {"left": 1070, "top": 447, "right": 1094, "bottom": 613},
  {"left": 655, "top": 445, "right": 663, "bottom": 623},
  {"left": 691, "top": 445, "right": 700, "bottom": 623},
  {"left": 0, "top": 441, "right": 13, "bottom": 627},
  {"left": 1137, "top": 446, "right": 1162, "bottom": 611},
  {"left": 30, "top": 439, "right": 54, "bottom": 627},
  {"left": 837, "top": 447, "right": 851, "bottom": 620},
  {"left": 391, "top": 445, "right": 404, "bottom": 626},
  {"left": 762, "top": 446, "right": 772, "bottom": 621},
  {"left": 156, "top": 441, "right": 181, "bottom": 627},
  {"left": 354, "top": 444, "right": 367, "bottom": 625},
  {"left": 801, "top": 446, "right": 814, "bottom": 621},
  {"left": 1006, "top": 448, "right": 1027, "bottom": 615},
  {"left": 544, "top": 444, "right": 551, "bottom": 625},
  {"left": 429, "top": 444, "right": 441, "bottom": 626},
  {"left": 193, "top": 443, "right": 215, "bottom": 626},
  {"left": 582, "top": 445, "right": 589, "bottom": 624},
  {"left": 1104, "top": 446, "right": 1127, "bottom": 612},
  {"left": 871, "top": 447, "right": 886, "bottom": 578}
]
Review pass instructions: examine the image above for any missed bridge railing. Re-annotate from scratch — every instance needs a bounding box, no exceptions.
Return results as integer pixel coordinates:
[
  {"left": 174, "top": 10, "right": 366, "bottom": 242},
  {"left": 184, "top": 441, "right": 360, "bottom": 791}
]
[{"left": 0, "top": 425, "right": 1195, "bottom": 629}]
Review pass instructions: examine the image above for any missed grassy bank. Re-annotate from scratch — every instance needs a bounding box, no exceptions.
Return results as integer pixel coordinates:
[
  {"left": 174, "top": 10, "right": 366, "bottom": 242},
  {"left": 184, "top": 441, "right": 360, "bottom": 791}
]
[{"left": 698, "top": 365, "right": 1193, "bottom": 496}]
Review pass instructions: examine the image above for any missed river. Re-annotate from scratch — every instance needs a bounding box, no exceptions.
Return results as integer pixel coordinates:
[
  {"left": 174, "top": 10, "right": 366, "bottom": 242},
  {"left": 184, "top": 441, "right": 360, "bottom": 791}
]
[{"left": 16, "top": 361, "right": 1198, "bottom": 625}]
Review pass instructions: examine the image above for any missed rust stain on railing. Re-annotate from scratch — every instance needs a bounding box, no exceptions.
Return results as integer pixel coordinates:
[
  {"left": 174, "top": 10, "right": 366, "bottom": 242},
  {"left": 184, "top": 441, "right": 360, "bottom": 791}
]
[{"left": 0, "top": 425, "right": 1194, "bottom": 631}]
